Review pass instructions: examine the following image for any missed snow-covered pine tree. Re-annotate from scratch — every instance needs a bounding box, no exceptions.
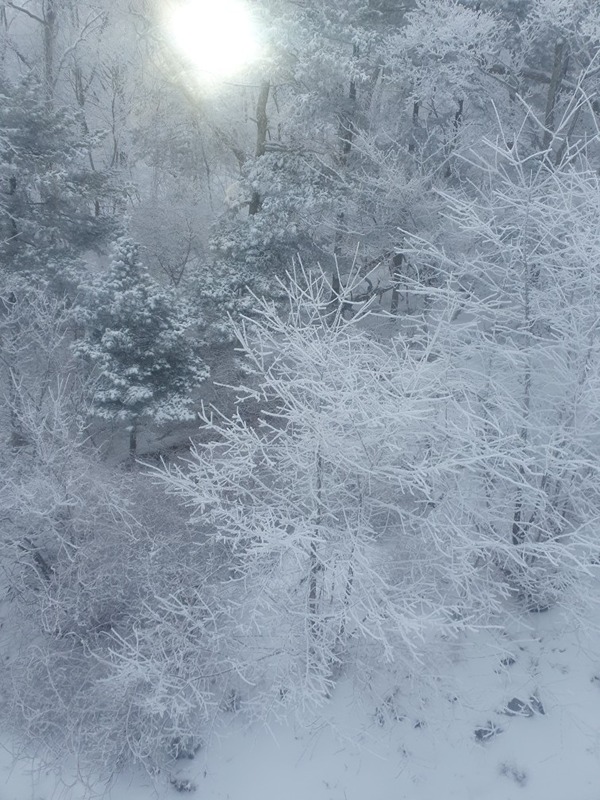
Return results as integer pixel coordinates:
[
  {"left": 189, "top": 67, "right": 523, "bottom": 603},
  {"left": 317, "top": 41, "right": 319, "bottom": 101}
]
[
  {"left": 0, "top": 74, "right": 122, "bottom": 294},
  {"left": 77, "top": 237, "right": 207, "bottom": 459}
]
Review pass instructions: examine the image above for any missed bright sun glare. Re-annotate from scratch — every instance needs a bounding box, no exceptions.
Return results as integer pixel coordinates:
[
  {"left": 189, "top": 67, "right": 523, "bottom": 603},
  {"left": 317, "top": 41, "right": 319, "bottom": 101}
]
[{"left": 167, "top": 0, "right": 261, "bottom": 80}]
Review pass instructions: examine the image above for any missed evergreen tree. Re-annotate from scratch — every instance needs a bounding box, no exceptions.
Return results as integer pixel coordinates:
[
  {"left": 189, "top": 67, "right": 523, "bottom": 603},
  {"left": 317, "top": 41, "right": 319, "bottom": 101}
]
[
  {"left": 77, "top": 237, "right": 207, "bottom": 459},
  {"left": 0, "top": 74, "right": 122, "bottom": 293},
  {"left": 204, "top": 150, "right": 334, "bottom": 341}
]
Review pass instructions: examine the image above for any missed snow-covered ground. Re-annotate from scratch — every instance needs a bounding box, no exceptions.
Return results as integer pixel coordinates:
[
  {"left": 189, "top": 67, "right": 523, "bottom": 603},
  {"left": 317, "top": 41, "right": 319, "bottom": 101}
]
[{"left": 3, "top": 602, "right": 600, "bottom": 800}]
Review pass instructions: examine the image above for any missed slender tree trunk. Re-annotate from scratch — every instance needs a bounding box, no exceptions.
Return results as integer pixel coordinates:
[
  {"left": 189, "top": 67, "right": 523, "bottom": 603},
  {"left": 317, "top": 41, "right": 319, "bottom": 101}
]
[
  {"left": 129, "top": 418, "right": 138, "bottom": 465},
  {"left": 328, "top": 45, "right": 358, "bottom": 323},
  {"left": 512, "top": 255, "right": 532, "bottom": 546},
  {"left": 308, "top": 451, "right": 324, "bottom": 647},
  {"left": 444, "top": 98, "right": 464, "bottom": 178},
  {"left": 390, "top": 252, "right": 404, "bottom": 315},
  {"left": 1, "top": 298, "right": 27, "bottom": 448},
  {"left": 408, "top": 101, "right": 419, "bottom": 154},
  {"left": 7, "top": 175, "right": 18, "bottom": 242},
  {"left": 543, "top": 39, "right": 566, "bottom": 151},
  {"left": 8, "top": 371, "right": 27, "bottom": 449},
  {"left": 248, "top": 80, "right": 270, "bottom": 216},
  {"left": 336, "top": 481, "right": 361, "bottom": 649},
  {"left": 43, "top": 0, "right": 56, "bottom": 101}
]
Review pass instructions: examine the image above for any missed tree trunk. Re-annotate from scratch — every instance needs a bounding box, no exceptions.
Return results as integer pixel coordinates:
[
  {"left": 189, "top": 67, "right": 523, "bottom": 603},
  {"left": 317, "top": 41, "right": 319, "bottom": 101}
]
[
  {"left": 8, "top": 381, "right": 27, "bottom": 449},
  {"left": 329, "top": 45, "right": 359, "bottom": 323},
  {"left": 543, "top": 39, "right": 566, "bottom": 151},
  {"left": 129, "top": 418, "right": 138, "bottom": 465},
  {"left": 7, "top": 175, "right": 18, "bottom": 242},
  {"left": 409, "top": 101, "right": 419, "bottom": 153},
  {"left": 444, "top": 98, "right": 464, "bottom": 178},
  {"left": 512, "top": 253, "right": 533, "bottom": 546},
  {"left": 248, "top": 80, "right": 270, "bottom": 216},
  {"left": 390, "top": 252, "right": 404, "bottom": 315},
  {"left": 308, "top": 451, "right": 324, "bottom": 647},
  {"left": 43, "top": 0, "right": 56, "bottom": 101},
  {"left": 336, "top": 481, "right": 361, "bottom": 649}
]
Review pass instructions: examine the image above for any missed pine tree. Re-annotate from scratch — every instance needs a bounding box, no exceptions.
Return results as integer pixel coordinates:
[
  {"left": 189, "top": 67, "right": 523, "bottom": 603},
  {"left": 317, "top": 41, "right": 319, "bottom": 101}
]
[
  {"left": 77, "top": 237, "right": 207, "bottom": 459},
  {"left": 0, "top": 74, "right": 122, "bottom": 293}
]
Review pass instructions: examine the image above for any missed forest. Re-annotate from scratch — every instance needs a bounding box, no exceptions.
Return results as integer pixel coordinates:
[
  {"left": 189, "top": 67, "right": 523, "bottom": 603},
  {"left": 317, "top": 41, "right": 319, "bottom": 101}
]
[{"left": 1, "top": 0, "right": 600, "bottom": 793}]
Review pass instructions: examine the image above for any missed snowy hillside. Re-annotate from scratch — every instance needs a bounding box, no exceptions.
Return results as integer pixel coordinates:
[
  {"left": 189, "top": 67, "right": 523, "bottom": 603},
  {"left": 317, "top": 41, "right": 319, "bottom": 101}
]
[{"left": 3, "top": 600, "right": 600, "bottom": 800}]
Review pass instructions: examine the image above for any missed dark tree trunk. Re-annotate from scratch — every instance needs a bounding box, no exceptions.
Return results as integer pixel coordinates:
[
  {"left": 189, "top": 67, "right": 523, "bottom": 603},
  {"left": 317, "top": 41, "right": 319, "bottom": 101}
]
[
  {"left": 543, "top": 39, "right": 567, "bottom": 151},
  {"left": 390, "top": 252, "right": 405, "bottom": 315},
  {"left": 44, "top": 0, "right": 56, "bottom": 101},
  {"left": 129, "top": 418, "right": 138, "bottom": 464},
  {"left": 309, "top": 451, "right": 324, "bottom": 647},
  {"left": 444, "top": 98, "right": 464, "bottom": 178},
  {"left": 409, "top": 101, "right": 419, "bottom": 153},
  {"left": 329, "top": 45, "right": 359, "bottom": 323},
  {"left": 248, "top": 80, "right": 270, "bottom": 216}
]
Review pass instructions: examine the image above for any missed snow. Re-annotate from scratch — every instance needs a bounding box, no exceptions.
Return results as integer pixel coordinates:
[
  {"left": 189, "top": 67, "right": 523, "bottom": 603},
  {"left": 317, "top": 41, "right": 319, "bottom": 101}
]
[{"left": 3, "top": 603, "right": 600, "bottom": 800}]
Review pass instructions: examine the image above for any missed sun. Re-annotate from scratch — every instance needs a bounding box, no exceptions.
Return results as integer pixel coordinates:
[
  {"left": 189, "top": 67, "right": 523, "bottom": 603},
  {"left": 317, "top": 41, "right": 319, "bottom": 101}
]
[{"left": 166, "top": 0, "right": 261, "bottom": 80}]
